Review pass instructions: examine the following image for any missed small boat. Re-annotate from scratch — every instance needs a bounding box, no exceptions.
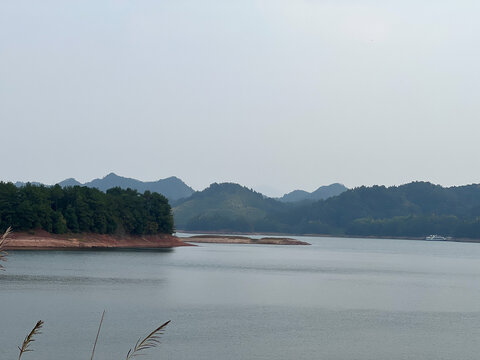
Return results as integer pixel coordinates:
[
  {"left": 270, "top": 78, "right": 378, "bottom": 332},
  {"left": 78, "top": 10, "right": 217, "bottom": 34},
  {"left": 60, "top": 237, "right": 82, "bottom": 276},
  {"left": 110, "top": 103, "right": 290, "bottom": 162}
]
[{"left": 425, "top": 234, "right": 447, "bottom": 241}]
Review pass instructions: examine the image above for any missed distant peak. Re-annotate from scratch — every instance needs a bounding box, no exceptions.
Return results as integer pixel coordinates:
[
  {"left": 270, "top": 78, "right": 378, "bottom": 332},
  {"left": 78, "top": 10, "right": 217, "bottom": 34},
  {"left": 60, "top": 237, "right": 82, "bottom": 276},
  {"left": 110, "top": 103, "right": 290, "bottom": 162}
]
[
  {"left": 57, "top": 178, "right": 82, "bottom": 187},
  {"left": 162, "top": 176, "right": 181, "bottom": 182},
  {"left": 104, "top": 172, "right": 119, "bottom": 178}
]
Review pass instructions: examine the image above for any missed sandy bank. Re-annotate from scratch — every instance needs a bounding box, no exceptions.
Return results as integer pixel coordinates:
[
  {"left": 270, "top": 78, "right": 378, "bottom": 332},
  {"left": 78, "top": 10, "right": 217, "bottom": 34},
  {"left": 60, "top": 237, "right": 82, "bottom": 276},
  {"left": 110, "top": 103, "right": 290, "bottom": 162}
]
[
  {"left": 4, "top": 230, "right": 193, "bottom": 250},
  {"left": 186, "top": 235, "right": 310, "bottom": 245}
]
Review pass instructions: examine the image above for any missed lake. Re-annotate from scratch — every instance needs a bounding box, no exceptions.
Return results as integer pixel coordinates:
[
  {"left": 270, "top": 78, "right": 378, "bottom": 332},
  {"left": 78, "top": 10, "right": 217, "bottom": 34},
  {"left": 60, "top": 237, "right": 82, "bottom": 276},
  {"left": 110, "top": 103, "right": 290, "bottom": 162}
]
[{"left": 2, "top": 235, "right": 480, "bottom": 360}]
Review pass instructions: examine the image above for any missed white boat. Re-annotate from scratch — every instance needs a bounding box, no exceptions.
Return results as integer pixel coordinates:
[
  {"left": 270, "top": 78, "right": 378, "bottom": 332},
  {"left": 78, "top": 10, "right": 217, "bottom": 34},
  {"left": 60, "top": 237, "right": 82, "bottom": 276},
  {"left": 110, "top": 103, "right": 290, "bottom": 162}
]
[{"left": 425, "top": 234, "right": 447, "bottom": 241}]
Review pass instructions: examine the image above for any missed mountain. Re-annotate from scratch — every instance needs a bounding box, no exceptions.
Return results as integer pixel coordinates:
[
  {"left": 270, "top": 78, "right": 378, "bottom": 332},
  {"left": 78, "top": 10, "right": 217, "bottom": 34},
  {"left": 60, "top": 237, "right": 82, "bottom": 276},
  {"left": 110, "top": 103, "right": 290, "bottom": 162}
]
[
  {"left": 272, "top": 182, "right": 480, "bottom": 237},
  {"left": 14, "top": 175, "right": 480, "bottom": 238},
  {"left": 57, "top": 178, "right": 82, "bottom": 187},
  {"left": 15, "top": 174, "right": 194, "bottom": 201},
  {"left": 73, "top": 173, "right": 195, "bottom": 201},
  {"left": 278, "top": 183, "right": 348, "bottom": 202},
  {"left": 173, "top": 182, "right": 289, "bottom": 232},
  {"left": 174, "top": 181, "right": 480, "bottom": 238}
]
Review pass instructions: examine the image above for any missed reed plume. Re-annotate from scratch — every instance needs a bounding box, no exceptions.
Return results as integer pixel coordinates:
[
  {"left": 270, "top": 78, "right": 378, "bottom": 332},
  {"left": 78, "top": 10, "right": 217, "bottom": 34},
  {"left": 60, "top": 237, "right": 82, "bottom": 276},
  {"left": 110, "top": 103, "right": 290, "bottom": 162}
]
[
  {"left": 18, "top": 320, "right": 44, "bottom": 360},
  {"left": 0, "top": 226, "right": 12, "bottom": 271},
  {"left": 125, "top": 320, "right": 171, "bottom": 360}
]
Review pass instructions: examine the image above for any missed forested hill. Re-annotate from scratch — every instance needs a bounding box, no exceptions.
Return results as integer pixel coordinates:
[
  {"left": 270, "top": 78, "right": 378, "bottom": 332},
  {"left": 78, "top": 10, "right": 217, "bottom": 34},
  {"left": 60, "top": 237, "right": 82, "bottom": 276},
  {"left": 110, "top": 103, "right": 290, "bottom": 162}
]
[
  {"left": 6, "top": 180, "right": 480, "bottom": 238},
  {"left": 0, "top": 183, "right": 174, "bottom": 235},
  {"left": 271, "top": 182, "right": 480, "bottom": 237},
  {"left": 173, "top": 183, "right": 289, "bottom": 232},
  {"left": 278, "top": 183, "right": 347, "bottom": 202},
  {"left": 174, "top": 181, "right": 480, "bottom": 238}
]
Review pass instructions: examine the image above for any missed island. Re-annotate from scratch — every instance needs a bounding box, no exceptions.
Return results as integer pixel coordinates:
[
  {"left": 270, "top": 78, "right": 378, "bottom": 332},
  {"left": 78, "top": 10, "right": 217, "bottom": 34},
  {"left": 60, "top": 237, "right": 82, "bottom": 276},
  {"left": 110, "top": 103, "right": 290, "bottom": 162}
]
[{"left": 185, "top": 235, "right": 310, "bottom": 245}]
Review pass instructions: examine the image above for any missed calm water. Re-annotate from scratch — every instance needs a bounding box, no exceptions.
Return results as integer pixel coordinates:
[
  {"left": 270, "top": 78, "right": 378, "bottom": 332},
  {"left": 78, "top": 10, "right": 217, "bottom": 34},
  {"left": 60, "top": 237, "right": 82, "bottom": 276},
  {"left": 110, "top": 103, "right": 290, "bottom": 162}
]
[{"left": 2, "top": 235, "right": 480, "bottom": 360}]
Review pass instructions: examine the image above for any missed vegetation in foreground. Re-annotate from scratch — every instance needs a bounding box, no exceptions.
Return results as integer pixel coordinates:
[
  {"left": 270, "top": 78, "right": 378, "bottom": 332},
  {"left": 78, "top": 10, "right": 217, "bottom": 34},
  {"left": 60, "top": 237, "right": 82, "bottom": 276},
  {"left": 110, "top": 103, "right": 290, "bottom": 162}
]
[
  {"left": 15, "top": 314, "right": 170, "bottom": 360},
  {"left": 0, "top": 226, "right": 10, "bottom": 270}
]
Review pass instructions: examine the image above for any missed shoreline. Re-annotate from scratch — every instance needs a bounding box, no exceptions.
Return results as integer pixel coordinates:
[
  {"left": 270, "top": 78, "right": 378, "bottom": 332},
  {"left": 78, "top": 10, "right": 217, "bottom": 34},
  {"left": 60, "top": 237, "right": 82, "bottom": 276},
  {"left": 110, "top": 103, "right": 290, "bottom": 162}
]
[
  {"left": 4, "top": 230, "right": 193, "bottom": 250},
  {"left": 5, "top": 230, "right": 480, "bottom": 250}
]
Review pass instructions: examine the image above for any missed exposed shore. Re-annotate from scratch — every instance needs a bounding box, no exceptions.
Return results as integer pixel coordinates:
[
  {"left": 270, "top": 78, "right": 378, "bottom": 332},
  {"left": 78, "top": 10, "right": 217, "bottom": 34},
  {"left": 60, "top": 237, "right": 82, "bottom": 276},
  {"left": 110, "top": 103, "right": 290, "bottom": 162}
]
[
  {"left": 6, "top": 231, "right": 478, "bottom": 250},
  {"left": 185, "top": 235, "right": 310, "bottom": 245},
  {"left": 4, "top": 230, "right": 193, "bottom": 250},
  {"left": 177, "top": 230, "right": 480, "bottom": 244}
]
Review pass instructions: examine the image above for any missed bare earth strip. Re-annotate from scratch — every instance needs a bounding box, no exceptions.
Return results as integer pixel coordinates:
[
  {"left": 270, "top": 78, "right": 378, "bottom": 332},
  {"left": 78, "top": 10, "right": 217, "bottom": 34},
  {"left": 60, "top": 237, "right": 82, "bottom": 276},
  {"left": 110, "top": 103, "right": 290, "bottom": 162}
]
[
  {"left": 4, "top": 230, "right": 193, "bottom": 250},
  {"left": 186, "top": 235, "right": 310, "bottom": 245}
]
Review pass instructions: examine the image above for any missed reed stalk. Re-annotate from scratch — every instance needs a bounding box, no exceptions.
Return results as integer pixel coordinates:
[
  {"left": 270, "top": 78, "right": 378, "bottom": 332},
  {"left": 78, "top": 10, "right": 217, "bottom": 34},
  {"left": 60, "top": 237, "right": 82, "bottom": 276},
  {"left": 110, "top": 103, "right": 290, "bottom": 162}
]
[{"left": 90, "top": 310, "right": 106, "bottom": 360}]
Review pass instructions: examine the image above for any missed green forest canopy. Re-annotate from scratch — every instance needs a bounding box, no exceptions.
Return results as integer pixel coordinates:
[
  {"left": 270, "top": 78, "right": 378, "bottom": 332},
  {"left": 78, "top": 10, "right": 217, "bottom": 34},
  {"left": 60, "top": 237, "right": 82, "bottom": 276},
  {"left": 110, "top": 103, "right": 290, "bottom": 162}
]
[
  {"left": 173, "top": 182, "right": 480, "bottom": 238},
  {"left": 0, "top": 182, "right": 174, "bottom": 235},
  {"left": 5, "top": 180, "right": 480, "bottom": 239}
]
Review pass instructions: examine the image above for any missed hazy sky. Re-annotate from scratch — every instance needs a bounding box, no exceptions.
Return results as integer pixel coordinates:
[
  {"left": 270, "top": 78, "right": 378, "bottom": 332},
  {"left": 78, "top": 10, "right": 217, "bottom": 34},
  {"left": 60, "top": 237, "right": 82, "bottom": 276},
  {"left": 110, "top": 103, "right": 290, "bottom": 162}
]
[{"left": 1, "top": 1, "right": 479, "bottom": 196}]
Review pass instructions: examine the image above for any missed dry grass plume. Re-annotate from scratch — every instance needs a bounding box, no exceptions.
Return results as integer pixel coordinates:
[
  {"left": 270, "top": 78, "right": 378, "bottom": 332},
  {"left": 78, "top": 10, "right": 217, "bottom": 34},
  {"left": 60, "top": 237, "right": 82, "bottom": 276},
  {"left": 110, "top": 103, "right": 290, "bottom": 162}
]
[
  {"left": 0, "top": 226, "right": 12, "bottom": 270},
  {"left": 17, "top": 320, "right": 44, "bottom": 360},
  {"left": 125, "top": 320, "right": 171, "bottom": 360}
]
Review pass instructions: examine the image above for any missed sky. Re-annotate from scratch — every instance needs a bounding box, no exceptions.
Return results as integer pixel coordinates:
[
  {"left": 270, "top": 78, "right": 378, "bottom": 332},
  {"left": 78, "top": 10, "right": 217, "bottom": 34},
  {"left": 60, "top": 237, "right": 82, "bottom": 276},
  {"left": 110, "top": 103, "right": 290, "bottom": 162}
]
[{"left": 1, "top": 1, "right": 479, "bottom": 197}]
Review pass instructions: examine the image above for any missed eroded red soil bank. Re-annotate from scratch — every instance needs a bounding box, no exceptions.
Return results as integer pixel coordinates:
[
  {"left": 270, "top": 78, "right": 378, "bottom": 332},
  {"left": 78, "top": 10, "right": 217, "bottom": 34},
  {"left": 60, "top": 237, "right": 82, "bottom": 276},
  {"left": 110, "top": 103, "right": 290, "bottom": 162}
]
[{"left": 4, "top": 230, "right": 193, "bottom": 250}]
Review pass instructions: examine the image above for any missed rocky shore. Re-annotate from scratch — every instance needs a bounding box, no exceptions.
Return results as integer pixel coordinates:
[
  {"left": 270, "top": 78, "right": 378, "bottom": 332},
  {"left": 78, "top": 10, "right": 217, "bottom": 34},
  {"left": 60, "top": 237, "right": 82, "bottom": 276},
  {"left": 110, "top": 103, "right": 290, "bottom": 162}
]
[
  {"left": 4, "top": 230, "right": 193, "bottom": 250},
  {"left": 185, "top": 235, "right": 310, "bottom": 245}
]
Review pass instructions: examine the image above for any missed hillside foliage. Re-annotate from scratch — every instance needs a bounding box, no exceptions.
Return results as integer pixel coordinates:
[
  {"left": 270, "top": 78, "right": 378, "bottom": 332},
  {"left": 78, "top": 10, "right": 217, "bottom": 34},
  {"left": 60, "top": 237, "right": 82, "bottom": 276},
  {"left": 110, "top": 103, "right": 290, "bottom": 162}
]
[
  {"left": 0, "top": 183, "right": 174, "bottom": 235},
  {"left": 174, "top": 182, "right": 480, "bottom": 238},
  {"left": 173, "top": 183, "right": 288, "bottom": 232}
]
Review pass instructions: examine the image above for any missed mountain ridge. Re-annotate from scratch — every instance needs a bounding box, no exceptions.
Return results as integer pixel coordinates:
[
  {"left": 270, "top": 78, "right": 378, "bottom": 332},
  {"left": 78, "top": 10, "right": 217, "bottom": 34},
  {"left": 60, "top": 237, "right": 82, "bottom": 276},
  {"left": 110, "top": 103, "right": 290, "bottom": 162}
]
[
  {"left": 11, "top": 177, "right": 480, "bottom": 238},
  {"left": 17, "top": 173, "right": 195, "bottom": 202},
  {"left": 278, "top": 183, "right": 347, "bottom": 202},
  {"left": 173, "top": 181, "right": 480, "bottom": 238}
]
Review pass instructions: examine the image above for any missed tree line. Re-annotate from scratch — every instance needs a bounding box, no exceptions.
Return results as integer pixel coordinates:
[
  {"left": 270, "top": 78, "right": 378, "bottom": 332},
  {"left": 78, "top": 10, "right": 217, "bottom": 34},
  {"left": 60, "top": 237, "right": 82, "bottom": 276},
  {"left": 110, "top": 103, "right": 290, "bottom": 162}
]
[
  {"left": 175, "top": 181, "right": 480, "bottom": 238},
  {"left": 262, "top": 182, "right": 480, "bottom": 238},
  {"left": 0, "top": 182, "right": 174, "bottom": 235}
]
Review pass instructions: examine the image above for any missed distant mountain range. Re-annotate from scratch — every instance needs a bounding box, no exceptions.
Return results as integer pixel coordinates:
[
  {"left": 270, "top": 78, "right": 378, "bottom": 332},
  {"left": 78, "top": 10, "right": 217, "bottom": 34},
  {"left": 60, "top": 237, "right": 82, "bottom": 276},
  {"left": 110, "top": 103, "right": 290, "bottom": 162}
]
[
  {"left": 278, "top": 183, "right": 347, "bottom": 202},
  {"left": 17, "top": 173, "right": 195, "bottom": 202},
  {"left": 173, "top": 181, "right": 480, "bottom": 238},
  {"left": 12, "top": 174, "right": 480, "bottom": 238},
  {"left": 15, "top": 174, "right": 347, "bottom": 204},
  {"left": 172, "top": 182, "right": 352, "bottom": 233}
]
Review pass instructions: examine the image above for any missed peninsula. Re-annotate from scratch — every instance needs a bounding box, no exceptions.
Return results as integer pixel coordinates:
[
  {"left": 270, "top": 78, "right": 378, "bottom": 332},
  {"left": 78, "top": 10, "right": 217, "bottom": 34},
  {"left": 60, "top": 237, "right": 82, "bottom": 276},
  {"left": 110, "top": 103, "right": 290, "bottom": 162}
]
[
  {"left": 4, "top": 231, "right": 192, "bottom": 250},
  {"left": 185, "top": 235, "right": 310, "bottom": 245}
]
